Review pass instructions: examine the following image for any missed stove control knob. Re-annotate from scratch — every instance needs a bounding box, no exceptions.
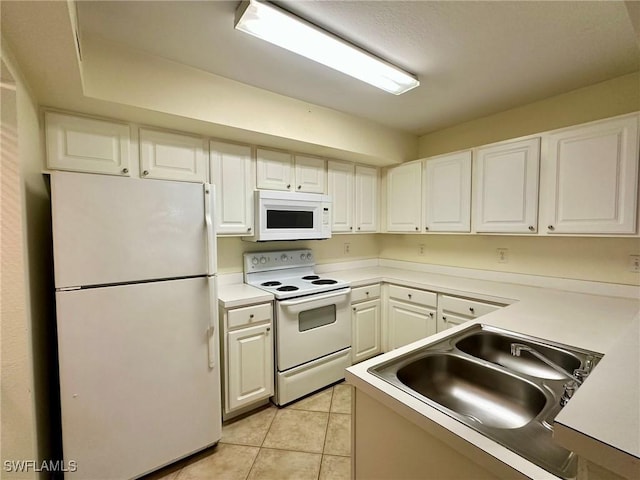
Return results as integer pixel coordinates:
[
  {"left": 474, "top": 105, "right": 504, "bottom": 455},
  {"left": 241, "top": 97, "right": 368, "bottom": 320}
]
[
  {"left": 306, "top": 253, "right": 312, "bottom": 260},
  {"left": 260, "top": 256, "right": 267, "bottom": 264},
  {"left": 280, "top": 254, "right": 288, "bottom": 262},
  {"left": 300, "top": 253, "right": 306, "bottom": 261},
  {"left": 251, "top": 256, "right": 259, "bottom": 266}
]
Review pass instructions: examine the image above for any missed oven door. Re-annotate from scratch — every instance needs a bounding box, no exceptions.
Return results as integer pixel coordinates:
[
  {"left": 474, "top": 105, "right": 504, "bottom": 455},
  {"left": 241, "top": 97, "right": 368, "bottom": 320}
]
[{"left": 276, "top": 288, "right": 351, "bottom": 371}]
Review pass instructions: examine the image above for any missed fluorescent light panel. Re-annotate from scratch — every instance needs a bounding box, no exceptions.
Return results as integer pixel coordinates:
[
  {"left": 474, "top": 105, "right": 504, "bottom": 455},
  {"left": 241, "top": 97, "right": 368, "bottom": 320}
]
[{"left": 234, "top": 0, "right": 419, "bottom": 95}]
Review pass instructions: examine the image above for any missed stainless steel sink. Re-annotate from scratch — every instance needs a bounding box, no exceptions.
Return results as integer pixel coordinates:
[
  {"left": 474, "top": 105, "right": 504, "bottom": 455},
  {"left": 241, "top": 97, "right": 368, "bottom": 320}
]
[{"left": 368, "top": 324, "right": 602, "bottom": 479}]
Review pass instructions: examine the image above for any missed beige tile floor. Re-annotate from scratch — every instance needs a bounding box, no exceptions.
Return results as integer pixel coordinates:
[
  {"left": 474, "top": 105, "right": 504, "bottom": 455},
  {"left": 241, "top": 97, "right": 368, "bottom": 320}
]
[{"left": 143, "top": 382, "right": 352, "bottom": 480}]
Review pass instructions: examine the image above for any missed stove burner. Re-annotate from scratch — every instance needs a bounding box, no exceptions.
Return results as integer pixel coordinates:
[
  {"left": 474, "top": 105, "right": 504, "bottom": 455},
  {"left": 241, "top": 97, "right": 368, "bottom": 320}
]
[
  {"left": 261, "top": 281, "right": 282, "bottom": 287},
  {"left": 277, "top": 285, "right": 299, "bottom": 292},
  {"left": 302, "top": 275, "right": 320, "bottom": 280},
  {"left": 312, "top": 279, "right": 338, "bottom": 285}
]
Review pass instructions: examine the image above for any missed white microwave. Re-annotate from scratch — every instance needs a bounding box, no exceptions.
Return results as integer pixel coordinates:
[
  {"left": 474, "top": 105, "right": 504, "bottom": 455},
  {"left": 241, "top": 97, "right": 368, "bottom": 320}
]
[{"left": 243, "top": 190, "right": 332, "bottom": 242}]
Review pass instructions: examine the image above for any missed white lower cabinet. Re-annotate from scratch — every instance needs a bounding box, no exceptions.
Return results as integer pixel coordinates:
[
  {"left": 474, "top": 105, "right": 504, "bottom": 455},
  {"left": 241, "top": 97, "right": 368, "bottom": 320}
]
[
  {"left": 221, "top": 302, "right": 273, "bottom": 417},
  {"left": 437, "top": 294, "right": 505, "bottom": 332},
  {"left": 386, "top": 285, "right": 437, "bottom": 350},
  {"left": 351, "top": 284, "right": 382, "bottom": 363}
]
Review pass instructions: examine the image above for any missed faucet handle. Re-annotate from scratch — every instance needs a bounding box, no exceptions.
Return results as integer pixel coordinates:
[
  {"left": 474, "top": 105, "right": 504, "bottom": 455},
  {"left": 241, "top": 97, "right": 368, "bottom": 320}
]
[
  {"left": 573, "top": 368, "right": 590, "bottom": 382},
  {"left": 560, "top": 381, "right": 579, "bottom": 406},
  {"left": 583, "top": 356, "right": 595, "bottom": 373}
]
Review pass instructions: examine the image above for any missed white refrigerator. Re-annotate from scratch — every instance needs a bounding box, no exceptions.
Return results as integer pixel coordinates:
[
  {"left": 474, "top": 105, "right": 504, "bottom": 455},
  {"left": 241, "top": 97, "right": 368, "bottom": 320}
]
[{"left": 51, "top": 171, "right": 221, "bottom": 479}]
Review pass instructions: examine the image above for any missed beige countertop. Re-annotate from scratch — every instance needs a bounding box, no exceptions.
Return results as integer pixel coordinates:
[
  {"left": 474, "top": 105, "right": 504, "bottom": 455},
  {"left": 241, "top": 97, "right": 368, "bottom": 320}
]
[{"left": 217, "top": 263, "right": 639, "bottom": 478}]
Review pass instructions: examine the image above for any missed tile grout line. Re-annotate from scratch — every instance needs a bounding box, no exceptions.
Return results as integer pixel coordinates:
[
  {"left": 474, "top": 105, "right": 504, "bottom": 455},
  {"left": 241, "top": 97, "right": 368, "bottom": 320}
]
[
  {"left": 244, "top": 405, "right": 279, "bottom": 480},
  {"left": 318, "top": 387, "right": 337, "bottom": 480}
]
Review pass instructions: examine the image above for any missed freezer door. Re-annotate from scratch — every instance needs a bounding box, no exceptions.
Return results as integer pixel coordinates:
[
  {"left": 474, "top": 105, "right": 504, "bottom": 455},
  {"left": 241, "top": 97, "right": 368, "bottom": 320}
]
[
  {"left": 51, "top": 172, "right": 213, "bottom": 288},
  {"left": 56, "top": 277, "right": 221, "bottom": 479}
]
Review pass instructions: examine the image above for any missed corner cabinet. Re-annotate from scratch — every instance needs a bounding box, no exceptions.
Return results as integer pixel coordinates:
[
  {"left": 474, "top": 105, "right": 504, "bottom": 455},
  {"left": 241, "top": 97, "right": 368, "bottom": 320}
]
[
  {"left": 209, "top": 141, "right": 255, "bottom": 235},
  {"left": 221, "top": 302, "right": 274, "bottom": 418},
  {"left": 45, "top": 111, "right": 131, "bottom": 176},
  {"left": 423, "top": 151, "right": 471, "bottom": 232},
  {"left": 386, "top": 284, "right": 437, "bottom": 350},
  {"left": 474, "top": 138, "right": 540, "bottom": 233},
  {"left": 386, "top": 162, "right": 423, "bottom": 232},
  {"left": 351, "top": 284, "right": 382, "bottom": 363},
  {"left": 437, "top": 295, "right": 505, "bottom": 332},
  {"left": 139, "top": 128, "right": 208, "bottom": 183},
  {"left": 542, "top": 114, "right": 639, "bottom": 235}
]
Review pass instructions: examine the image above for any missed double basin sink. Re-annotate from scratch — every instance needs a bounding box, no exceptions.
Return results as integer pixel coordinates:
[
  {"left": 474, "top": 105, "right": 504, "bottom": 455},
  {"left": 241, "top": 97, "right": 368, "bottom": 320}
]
[{"left": 368, "top": 324, "right": 601, "bottom": 479}]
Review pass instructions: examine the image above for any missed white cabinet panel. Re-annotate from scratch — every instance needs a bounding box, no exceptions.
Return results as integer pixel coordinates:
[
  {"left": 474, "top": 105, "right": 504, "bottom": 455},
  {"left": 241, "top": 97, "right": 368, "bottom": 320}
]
[
  {"left": 355, "top": 165, "right": 379, "bottom": 232},
  {"left": 424, "top": 151, "right": 471, "bottom": 232},
  {"left": 543, "top": 115, "right": 639, "bottom": 234},
  {"left": 437, "top": 294, "right": 503, "bottom": 332},
  {"left": 294, "top": 155, "right": 326, "bottom": 193},
  {"left": 45, "top": 112, "right": 131, "bottom": 176},
  {"left": 227, "top": 323, "right": 274, "bottom": 412},
  {"left": 386, "top": 162, "right": 422, "bottom": 232},
  {"left": 328, "top": 161, "right": 354, "bottom": 232},
  {"left": 352, "top": 299, "right": 382, "bottom": 363},
  {"left": 210, "top": 141, "right": 254, "bottom": 235},
  {"left": 475, "top": 138, "right": 540, "bottom": 233},
  {"left": 256, "top": 149, "right": 293, "bottom": 191},
  {"left": 139, "top": 129, "right": 207, "bottom": 183},
  {"left": 387, "top": 299, "right": 436, "bottom": 350}
]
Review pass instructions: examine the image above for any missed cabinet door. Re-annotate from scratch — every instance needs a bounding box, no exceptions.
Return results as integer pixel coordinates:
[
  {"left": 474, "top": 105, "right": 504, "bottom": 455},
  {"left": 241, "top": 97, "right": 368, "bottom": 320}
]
[
  {"left": 45, "top": 112, "right": 131, "bottom": 176},
  {"left": 386, "top": 162, "right": 422, "bottom": 232},
  {"left": 439, "top": 313, "right": 468, "bottom": 331},
  {"left": 210, "top": 141, "right": 255, "bottom": 235},
  {"left": 475, "top": 138, "right": 540, "bottom": 233},
  {"left": 423, "top": 151, "right": 471, "bottom": 232},
  {"left": 543, "top": 115, "right": 639, "bottom": 234},
  {"left": 352, "top": 299, "right": 381, "bottom": 363},
  {"left": 256, "top": 149, "right": 293, "bottom": 191},
  {"left": 294, "top": 155, "right": 326, "bottom": 193},
  {"left": 387, "top": 299, "right": 436, "bottom": 350},
  {"left": 139, "top": 129, "right": 207, "bottom": 183},
  {"left": 227, "top": 323, "right": 274, "bottom": 412},
  {"left": 355, "top": 166, "right": 379, "bottom": 232},
  {"left": 328, "top": 161, "right": 354, "bottom": 232}
]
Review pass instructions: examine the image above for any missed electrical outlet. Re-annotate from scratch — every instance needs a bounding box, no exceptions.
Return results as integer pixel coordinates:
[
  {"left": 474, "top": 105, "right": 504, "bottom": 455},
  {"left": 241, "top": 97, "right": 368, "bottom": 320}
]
[
  {"left": 629, "top": 255, "right": 640, "bottom": 273},
  {"left": 344, "top": 242, "right": 351, "bottom": 255},
  {"left": 419, "top": 244, "right": 425, "bottom": 256},
  {"left": 497, "top": 248, "right": 509, "bottom": 264}
]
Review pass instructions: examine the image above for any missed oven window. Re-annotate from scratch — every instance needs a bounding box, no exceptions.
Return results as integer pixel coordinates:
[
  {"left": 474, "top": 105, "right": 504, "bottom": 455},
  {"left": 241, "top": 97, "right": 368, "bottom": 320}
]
[
  {"left": 267, "top": 210, "right": 314, "bottom": 229},
  {"left": 299, "top": 305, "right": 336, "bottom": 332}
]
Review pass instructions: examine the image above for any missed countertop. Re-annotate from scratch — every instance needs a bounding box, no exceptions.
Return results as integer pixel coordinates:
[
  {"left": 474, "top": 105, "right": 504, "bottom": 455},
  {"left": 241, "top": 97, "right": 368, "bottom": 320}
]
[{"left": 218, "top": 263, "right": 640, "bottom": 478}]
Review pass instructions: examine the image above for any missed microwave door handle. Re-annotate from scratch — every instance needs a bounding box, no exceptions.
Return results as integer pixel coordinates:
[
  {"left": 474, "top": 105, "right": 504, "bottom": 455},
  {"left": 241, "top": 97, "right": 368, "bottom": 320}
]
[{"left": 278, "top": 288, "right": 351, "bottom": 307}]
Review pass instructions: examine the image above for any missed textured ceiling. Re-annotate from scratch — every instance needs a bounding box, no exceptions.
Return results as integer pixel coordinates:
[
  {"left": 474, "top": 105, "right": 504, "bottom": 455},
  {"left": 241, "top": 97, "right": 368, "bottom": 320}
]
[{"left": 77, "top": 1, "right": 639, "bottom": 135}]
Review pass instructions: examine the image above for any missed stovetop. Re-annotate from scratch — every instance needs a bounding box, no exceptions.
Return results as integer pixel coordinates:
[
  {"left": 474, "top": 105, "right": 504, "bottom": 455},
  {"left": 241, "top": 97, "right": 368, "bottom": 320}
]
[{"left": 243, "top": 249, "right": 350, "bottom": 300}]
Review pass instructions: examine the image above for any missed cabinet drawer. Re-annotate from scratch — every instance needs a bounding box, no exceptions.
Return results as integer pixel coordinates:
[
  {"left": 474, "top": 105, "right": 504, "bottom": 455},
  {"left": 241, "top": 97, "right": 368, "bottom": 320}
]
[
  {"left": 351, "top": 284, "right": 381, "bottom": 303},
  {"left": 440, "top": 295, "right": 502, "bottom": 318},
  {"left": 388, "top": 284, "right": 437, "bottom": 307},
  {"left": 227, "top": 303, "right": 272, "bottom": 329}
]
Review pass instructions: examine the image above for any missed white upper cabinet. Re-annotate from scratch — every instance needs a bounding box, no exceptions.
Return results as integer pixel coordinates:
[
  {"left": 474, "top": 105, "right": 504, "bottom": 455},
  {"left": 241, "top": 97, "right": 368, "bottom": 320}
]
[
  {"left": 294, "top": 155, "right": 326, "bottom": 193},
  {"left": 139, "top": 128, "right": 208, "bottom": 183},
  {"left": 328, "top": 161, "right": 355, "bottom": 232},
  {"left": 386, "top": 161, "right": 422, "bottom": 232},
  {"left": 45, "top": 112, "right": 131, "bottom": 176},
  {"left": 423, "top": 151, "right": 471, "bottom": 232},
  {"left": 474, "top": 138, "right": 540, "bottom": 233},
  {"left": 542, "top": 115, "right": 639, "bottom": 234},
  {"left": 256, "top": 148, "right": 293, "bottom": 191},
  {"left": 209, "top": 141, "right": 255, "bottom": 235},
  {"left": 355, "top": 165, "right": 379, "bottom": 232}
]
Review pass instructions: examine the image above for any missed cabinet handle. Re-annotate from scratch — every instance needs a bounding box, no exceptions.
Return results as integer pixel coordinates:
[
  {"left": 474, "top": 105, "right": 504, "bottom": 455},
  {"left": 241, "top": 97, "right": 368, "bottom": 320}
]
[
  {"left": 469, "top": 307, "right": 475, "bottom": 313},
  {"left": 528, "top": 225, "right": 535, "bottom": 231},
  {"left": 425, "top": 226, "right": 429, "bottom": 231},
  {"left": 429, "top": 312, "right": 434, "bottom": 318},
  {"left": 350, "top": 227, "right": 353, "bottom": 230},
  {"left": 249, "top": 314, "right": 254, "bottom": 319},
  {"left": 247, "top": 227, "right": 252, "bottom": 232},
  {"left": 357, "top": 227, "right": 361, "bottom": 231},
  {"left": 142, "top": 170, "right": 149, "bottom": 176},
  {"left": 365, "top": 292, "right": 369, "bottom": 296},
  {"left": 353, "top": 307, "right": 356, "bottom": 311},
  {"left": 548, "top": 225, "right": 555, "bottom": 231},
  {"left": 297, "top": 185, "right": 302, "bottom": 190},
  {"left": 286, "top": 184, "right": 291, "bottom": 189},
  {"left": 121, "top": 168, "right": 129, "bottom": 174},
  {"left": 266, "top": 327, "right": 270, "bottom": 332},
  {"left": 408, "top": 294, "right": 412, "bottom": 299},
  {"left": 442, "top": 316, "right": 447, "bottom": 321},
  {"left": 415, "top": 227, "right": 419, "bottom": 231}
]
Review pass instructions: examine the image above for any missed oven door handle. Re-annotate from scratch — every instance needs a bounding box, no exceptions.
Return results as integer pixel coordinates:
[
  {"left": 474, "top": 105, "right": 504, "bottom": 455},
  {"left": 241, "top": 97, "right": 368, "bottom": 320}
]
[{"left": 278, "top": 288, "right": 351, "bottom": 307}]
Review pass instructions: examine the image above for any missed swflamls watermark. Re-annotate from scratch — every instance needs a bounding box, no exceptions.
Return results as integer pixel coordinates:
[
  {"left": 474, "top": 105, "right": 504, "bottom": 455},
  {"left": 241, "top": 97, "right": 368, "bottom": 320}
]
[{"left": 3, "top": 460, "right": 78, "bottom": 473}]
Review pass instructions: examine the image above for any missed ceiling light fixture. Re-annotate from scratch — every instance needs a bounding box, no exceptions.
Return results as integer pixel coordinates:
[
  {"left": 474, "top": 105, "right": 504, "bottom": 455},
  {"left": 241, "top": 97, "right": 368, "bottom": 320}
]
[{"left": 234, "top": 0, "right": 420, "bottom": 95}]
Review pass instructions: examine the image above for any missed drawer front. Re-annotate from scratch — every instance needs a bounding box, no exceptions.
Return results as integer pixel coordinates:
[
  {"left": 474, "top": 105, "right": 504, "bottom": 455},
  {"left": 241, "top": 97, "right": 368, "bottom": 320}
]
[
  {"left": 351, "top": 284, "right": 381, "bottom": 303},
  {"left": 388, "top": 284, "right": 437, "bottom": 308},
  {"left": 227, "top": 302, "right": 272, "bottom": 329},
  {"left": 440, "top": 295, "right": 501, "bottom": 318}
]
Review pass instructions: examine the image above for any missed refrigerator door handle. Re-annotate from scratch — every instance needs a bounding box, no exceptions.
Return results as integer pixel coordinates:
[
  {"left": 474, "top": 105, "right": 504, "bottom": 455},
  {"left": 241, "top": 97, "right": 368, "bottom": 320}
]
[
  {"left": 207, "top": 275, "right": 217, "bottom": 369},
  {"left": 204, "top": 184, "right": 216, "bottom": 276}
]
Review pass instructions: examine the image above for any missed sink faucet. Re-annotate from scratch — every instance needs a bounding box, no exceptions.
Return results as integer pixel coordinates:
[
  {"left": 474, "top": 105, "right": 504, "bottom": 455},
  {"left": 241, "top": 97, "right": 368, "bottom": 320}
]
[{"left": 509, "top": 343, "right": 584, "bottom": 385}]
